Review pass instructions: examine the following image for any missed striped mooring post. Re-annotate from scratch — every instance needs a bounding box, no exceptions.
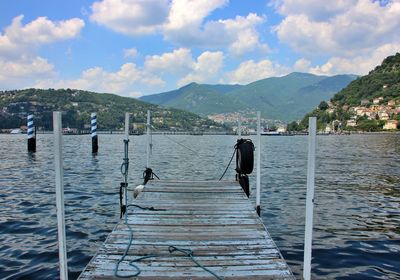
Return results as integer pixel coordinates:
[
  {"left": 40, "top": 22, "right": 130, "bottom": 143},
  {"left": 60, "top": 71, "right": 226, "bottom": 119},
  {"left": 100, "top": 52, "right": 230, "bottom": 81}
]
[
  {"left": 27, "top": 114, "right": 36, "bottom": 152},
  {"left": 91, "top": 113, "right": 98, "bottom": 154}
]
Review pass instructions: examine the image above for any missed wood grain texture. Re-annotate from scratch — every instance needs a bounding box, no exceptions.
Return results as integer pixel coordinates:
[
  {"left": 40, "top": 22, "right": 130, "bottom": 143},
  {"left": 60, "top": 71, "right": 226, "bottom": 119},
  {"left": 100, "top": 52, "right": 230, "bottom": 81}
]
[{"left": 78, "top": 180, "right": 294, "bottom": 279}]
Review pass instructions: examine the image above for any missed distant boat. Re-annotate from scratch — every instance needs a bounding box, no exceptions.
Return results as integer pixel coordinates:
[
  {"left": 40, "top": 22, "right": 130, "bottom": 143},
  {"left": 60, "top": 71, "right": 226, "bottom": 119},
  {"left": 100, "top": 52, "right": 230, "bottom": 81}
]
[
  {"left": 10, "top": 129, "right": 22, "bottom": 134},
  {"left": 261, "top": 131, "right": 281, "bottom": 136}
]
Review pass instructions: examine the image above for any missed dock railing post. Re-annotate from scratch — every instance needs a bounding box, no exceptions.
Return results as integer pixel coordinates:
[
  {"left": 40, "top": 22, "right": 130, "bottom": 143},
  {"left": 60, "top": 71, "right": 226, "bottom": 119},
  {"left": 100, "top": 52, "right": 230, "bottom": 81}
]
[
  {"left": 123, "top": 113, "right": 130, "bottom": 224},
  {"left": 53, "top": 111, "right": 68, "bottom": 280},
  {"left": 256, "top": 111, "right": 261, "bottom": 216},
  {"left": 91, "top": 113, "right": 98, "bottom": 154},
  {"left": 303, "top": 117, "right": 317, "bottom": 280},
  {"left": 238, "top": 115, "right": 241, "bottom": 138},
  {"left": 146, "top": 110, "right": 151, "bottom": 168}
]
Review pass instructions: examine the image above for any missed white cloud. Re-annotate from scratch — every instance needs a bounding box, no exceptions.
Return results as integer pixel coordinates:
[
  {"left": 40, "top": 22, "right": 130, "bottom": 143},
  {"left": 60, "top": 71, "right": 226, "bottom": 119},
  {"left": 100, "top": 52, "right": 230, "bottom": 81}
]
[
  {"left": 178, "top": 51, "right": 224, "bottom": 86},
  {"left": 0, "top": 15, "right": 84, "bottom": 58},
  {"left": 89, "top": 0, "right": 268, "bottom": 55},
  {"left": 0, "top": 15, "right": 84, "bottom": 89},
  {"left": 165, "top": 13, "right": 269, "bottom": 56},
  {"left": 166, "top": 0, "right": 228, "bottom": 30},
  {"left": 0, "top": 57, "right": 55, "bottom": 89},
  {"left": 90, "top": 0, "right": 169, "bottom": 35},
  {"left": 123, "top": 48, "right": 138, "bottom": 59},
  {"left": 309, "top": 43, "right": 400, "bottom": 75},
  {"left": 144, "top": 48, "right": 193, "bottom": 74},
  {"left": 36, "top": 63, "right": 165, "bottom": 97},
  {"left": 274, "top": 0, "right": 400, "bottom": 57},
  {"left": 293, "top": 58, "right": 312, "bottom": 72},
  {"left": 226, "top": 59, "right": 288, "bottom": 84}
]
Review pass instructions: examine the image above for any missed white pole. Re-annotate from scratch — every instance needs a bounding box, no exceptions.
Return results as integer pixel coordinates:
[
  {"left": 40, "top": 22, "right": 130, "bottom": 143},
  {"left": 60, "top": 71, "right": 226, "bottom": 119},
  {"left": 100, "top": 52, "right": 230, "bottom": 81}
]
[
  {"left": 53, "top": 111, "right": 68, "bottom": 280},
  {"left": 123, "top": 113, "right": 130, "bottom": 224},
  {"left": 256, "top": 111, "right": 261, "bottom": 216},
  {"left": 124, "top": 112, "right": 130, "bottom": 140},
  {"left": 303, "top": 117, "right": 317, "bottom": 280},
  {"left": 146, "top": 110, "right": 151, "bottom": 168},
  {"left": 238, "top": 115, "right": 241, "bottom": 138}
]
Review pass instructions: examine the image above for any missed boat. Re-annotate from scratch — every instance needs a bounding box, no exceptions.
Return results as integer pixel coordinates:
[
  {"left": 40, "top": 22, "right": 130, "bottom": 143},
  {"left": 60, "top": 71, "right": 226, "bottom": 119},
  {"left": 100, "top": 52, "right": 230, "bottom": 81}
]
[{"left": 10, "top": 128, "right": 22, "bottom": 134}]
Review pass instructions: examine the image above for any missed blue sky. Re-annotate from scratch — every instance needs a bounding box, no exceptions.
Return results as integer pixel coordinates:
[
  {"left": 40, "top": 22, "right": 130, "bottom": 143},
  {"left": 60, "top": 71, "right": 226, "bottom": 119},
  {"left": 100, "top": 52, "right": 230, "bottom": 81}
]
[{"left": 0, "top": 0, "right": 399, "bottom": 97}]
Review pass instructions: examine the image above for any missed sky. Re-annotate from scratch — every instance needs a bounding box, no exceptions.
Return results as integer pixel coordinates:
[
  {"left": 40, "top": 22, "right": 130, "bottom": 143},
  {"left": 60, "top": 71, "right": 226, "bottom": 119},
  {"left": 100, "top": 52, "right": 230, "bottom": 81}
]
[{"left": 0, "top": 0, "right": 399, "bottom": 98}]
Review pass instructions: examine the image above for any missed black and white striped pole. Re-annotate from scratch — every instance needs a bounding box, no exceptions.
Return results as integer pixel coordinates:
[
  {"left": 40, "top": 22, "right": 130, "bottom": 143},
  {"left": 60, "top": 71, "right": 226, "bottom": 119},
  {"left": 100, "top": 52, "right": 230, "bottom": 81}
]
[
  {"left": 27, "top": 114, "right": 36, "bottom": 152},
  {"left": 91, "top": 113, "right": 98, "bottom": 154}
]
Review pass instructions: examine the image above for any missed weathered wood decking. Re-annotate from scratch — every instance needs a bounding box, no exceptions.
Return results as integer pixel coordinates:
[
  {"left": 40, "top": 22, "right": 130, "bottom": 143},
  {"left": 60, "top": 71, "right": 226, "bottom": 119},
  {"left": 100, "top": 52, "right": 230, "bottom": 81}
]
[{"left": 78, "top": 180, "right": 294, "bottom": 279}]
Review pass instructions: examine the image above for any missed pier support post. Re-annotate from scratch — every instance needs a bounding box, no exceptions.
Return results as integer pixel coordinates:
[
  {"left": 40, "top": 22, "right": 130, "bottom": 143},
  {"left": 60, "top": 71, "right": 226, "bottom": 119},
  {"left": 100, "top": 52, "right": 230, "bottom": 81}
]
[
  {"left": 256, "top": 111, "right": 261, "bottom": 216},
  {"left": 91, "top": 113, "right": 98, "bottom": 154},
  {"left": 53, "top": 112, "right": 68, "bottom": 280},
  {"left": 27, "top": 114, "right": 36, "bottom": 152},
  {"left": 303, "top": 117, "right": 317, "bottom": 280},
  {"left": 146, "top": 110, "right": 151, "bottom": 168}
]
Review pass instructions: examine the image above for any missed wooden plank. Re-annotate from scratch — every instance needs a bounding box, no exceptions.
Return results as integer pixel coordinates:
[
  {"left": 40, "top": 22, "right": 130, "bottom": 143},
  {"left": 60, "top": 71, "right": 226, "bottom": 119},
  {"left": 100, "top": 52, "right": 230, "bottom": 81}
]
[{"left": 78, "top": 180, "right": 294, "bottom": 279}]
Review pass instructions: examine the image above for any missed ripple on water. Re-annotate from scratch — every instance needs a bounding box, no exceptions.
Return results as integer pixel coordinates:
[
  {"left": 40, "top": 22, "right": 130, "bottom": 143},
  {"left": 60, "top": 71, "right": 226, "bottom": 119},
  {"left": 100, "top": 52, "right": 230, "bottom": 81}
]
[{"left": 0, "top": 134, "right": 399, "bottom": 279}]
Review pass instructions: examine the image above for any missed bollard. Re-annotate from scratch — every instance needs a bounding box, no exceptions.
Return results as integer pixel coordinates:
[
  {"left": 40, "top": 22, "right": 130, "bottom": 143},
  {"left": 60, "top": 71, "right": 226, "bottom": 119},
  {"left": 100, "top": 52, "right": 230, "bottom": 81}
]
[
  {"left": 91, "top": 113, "right": 98, "bottom": 154},
  {"left": 27, "top": 114, "right": 36, "bottom": 152}
]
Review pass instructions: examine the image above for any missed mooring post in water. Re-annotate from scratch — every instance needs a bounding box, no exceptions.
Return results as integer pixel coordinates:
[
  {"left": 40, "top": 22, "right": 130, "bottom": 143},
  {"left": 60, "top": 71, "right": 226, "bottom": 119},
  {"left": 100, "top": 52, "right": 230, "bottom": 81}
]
[
  {"left": 53, "top": 112, "right": 68, "bottom": 280},
  {"left": 146, "top": 110, "right": 151, "bottom": 168},
  {"left": 238, "top": 115, "right": 241, "bottom": 138},
  {"left": 27, "top": 114, "right": 36, "bottom": 152},
  {"left": 122, "top": 112, "right": 130, "bottom": 224},
  {"left": 304, "top": 117, "right": 317, "bottom": 280},
  {"left": 91, "top": 112, "right": 98, "bottom": 154},
  {"left": 256, "top": 111, "right": 261, "bottom": 216}
]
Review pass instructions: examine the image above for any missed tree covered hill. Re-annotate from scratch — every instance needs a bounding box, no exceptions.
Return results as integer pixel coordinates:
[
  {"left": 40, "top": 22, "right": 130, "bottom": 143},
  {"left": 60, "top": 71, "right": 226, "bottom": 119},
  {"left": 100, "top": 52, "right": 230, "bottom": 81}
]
[
  {"left": 332, "top": 53, "right": 400, "bottom": 105},
  {"left": 294, "top": 53, "right": 400, "bottom": 132},
  {"left": 0, "top": 88, "right": 225, "bottom": 131},
  {"left": 141, "top": 73, "right": 356, "bottom": 121}
]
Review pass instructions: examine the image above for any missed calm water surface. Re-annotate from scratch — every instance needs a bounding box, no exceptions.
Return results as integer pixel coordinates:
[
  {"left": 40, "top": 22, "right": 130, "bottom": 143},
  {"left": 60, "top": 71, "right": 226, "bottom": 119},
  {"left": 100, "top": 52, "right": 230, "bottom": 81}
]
[{"left": 0, "top": 133, "right": 399, "bottom": 279}]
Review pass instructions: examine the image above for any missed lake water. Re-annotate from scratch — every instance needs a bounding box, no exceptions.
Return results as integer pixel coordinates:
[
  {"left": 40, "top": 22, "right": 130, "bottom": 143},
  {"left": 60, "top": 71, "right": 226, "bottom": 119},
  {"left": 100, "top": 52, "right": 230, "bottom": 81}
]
[{"left": 0, "top": 133, "right": 399, "bottom": 279}]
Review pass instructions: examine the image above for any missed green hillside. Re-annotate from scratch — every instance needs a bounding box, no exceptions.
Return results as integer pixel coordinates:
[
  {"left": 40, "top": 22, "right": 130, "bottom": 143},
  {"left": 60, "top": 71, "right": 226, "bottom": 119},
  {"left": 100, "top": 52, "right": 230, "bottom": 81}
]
[
  {"left": 141, "top": 82, "right": 247, "bottom": 115},
  {"left": 296, "top": 53, "right": 400, "bottom": 131},
  {"left": 140, "top": 73, "right": 356, "bottom": 121},
  {"left": 0, "top": 88, "right": 225, "bottom": 131}
]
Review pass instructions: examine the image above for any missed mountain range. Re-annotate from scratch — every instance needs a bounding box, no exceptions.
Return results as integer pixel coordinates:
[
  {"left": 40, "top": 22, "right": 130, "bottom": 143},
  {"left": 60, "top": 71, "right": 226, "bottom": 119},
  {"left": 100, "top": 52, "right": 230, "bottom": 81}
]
[{"left": 141, "top": 72, "right": 357, "bottom": 121}]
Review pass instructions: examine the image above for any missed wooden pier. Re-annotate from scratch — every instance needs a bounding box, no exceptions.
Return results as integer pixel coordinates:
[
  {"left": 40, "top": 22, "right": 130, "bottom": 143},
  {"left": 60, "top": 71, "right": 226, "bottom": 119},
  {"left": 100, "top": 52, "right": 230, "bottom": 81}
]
[{"left": 78, "top": 180, "right": 294, "bottom": 279}]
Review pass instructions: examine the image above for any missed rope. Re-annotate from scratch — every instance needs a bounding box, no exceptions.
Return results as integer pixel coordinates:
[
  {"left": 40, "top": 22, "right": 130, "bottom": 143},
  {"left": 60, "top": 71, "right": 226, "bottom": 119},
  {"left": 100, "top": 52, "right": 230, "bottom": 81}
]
[
  {"left": 162, "top": 134, "right": 199, "bottom": 155},
  {"left": 168, "top": 245, "right": 223, "bottom": 280},
  {"left": 219, "top": 148, "right": 236, "bottom": 181}
]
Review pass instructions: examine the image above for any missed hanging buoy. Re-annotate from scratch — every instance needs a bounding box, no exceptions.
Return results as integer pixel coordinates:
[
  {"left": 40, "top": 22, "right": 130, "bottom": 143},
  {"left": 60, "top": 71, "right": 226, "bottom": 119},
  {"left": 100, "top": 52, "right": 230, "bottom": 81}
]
[
  {"left": 235, "top": 139, "right": 254, "bottom": 175},
  {"left": 133, "top": 185, "right": 144, "bottom": 198}
]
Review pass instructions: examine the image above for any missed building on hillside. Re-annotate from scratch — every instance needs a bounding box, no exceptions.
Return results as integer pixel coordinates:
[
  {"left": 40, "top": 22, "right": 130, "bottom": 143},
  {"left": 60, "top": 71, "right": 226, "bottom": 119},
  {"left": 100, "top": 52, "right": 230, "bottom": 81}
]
[
  {"left": 388, "top": 100, "right": 396, "bottom": 106},
  {"left": 378, "top": 111, "right": 390, "bottom": 121},
  {"left": 361, "top": 99, "right": 370, "bottom": 106},
  {"left": 383, "top": 120, "right": 398, "bottom": 130},
  {"left": 373, "top": 97, "right": 384, "bottom": 104},
  {"left": 346, "top": 119, "right": 357, "bottom": 127}
]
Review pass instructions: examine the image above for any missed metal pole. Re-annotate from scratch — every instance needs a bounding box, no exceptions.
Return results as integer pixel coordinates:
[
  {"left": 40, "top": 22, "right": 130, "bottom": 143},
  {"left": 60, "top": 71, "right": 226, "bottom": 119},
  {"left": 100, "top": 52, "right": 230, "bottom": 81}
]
[
  {"left": 303, "top": 117, "right": 317, "bottom": 280},
  {"left": 146, "top": 110, "right": 151, "bottom": 168},
  {"left": 91, "top": 113, "right": 98, "bottom": 154},
  {"left": 27, "top": 114, "right": 36, "bottom": 152},
  {"left": 256, "top": 111, "right": 261, "bottom": 216},
  {"left": 238, "top": 115, "right": 241, "bottom": 138},
  {"left": 123, "top": 113, "right": 130, "bottom": 224},
  {"left": 53, "top": 111, "right": 68, "bottom": 280}
]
